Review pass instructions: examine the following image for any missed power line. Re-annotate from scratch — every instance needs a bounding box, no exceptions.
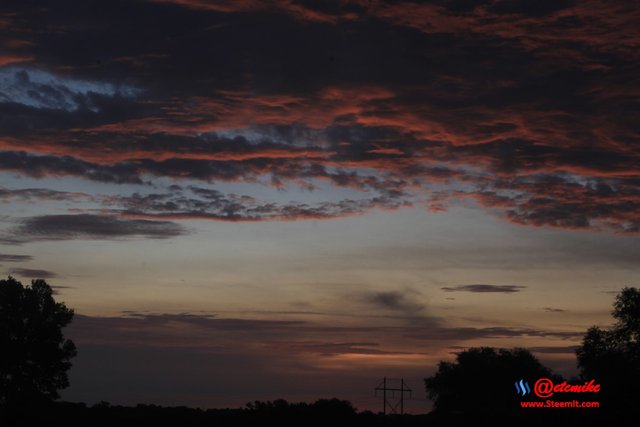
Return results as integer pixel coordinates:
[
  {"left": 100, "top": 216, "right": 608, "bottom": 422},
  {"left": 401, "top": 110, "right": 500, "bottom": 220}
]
[{"left": 374, "top": 377, "right": 412, "bottom": 415}]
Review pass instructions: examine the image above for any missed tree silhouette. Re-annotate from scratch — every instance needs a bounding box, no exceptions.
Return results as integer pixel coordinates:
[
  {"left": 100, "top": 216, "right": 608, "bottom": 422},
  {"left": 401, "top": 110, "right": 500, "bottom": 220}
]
[
  {"left": 0, "top": 277, "right": 77, "bottom": 411},
  {"left": 425, "top": 347, "right": 555, "bottom": 416},
  {"left": 576, "top": 287, "right": 640, "bottom": 413}
]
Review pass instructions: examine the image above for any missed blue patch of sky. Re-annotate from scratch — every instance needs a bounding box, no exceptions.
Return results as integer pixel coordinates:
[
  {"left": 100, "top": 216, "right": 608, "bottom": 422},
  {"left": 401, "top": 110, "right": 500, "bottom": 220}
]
[
  {"left": 205, "top": 125, "right": 326, "bottom": 148},
  {"left": 0, "top": 66, "right": 139, "bottom": 111}
]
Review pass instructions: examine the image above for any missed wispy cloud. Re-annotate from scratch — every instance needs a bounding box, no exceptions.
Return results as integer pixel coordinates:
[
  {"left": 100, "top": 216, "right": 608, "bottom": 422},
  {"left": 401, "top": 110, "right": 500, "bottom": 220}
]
[
  {"left": 405, "top": 326, "right": 581, "bottom": 341},
  {"left": 105, "top": 187, "right": 410, "bottom": 222},
  {"left": 9, "top": 214, "right": 186, "bottom": 242},
  {"left": 68, "top": 312, "right": 581, "bottom": 349},
  {"left": 529, "top": 345, "right": 579, "bottom": 354},
  {"left": 6, "top": 267, "right": 57, "bottom": 279},
  {"left": 441, "top": 285, "right": 526, "bottom": 293},
  {"left": 0, "top": 253, "right": 33, "bottom": 262},
  {"left": 263, "top": 341, "right": 408, "bottom": 357},
  {"left": 363, "top": 290, "right": 424, "bottom": 313}
]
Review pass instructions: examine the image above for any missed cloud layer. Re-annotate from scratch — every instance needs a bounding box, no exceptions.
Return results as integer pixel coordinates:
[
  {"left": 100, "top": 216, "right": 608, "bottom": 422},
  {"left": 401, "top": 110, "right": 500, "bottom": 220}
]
[
  {"left": 0, "top": 0, "right": 637, "bottom": 234},
  {"left": 6, "top": 267, "right": 57, "bottom": 279},
  {"left": 0, "top": 253, "right": 33, "bottom": 262},
  {"left": 441, "top": 285, "right": 526, "bottom": 293},
  {"left": 60, "top": 310, "right": 583, "bottom": 407},
  {"left": 9, "top": 214, "right": 186, "bottom": 242}
]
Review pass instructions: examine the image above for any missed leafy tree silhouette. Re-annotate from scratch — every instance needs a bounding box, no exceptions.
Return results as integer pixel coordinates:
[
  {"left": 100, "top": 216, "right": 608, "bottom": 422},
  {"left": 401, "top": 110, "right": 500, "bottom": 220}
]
[
  {"left": 425, "top": 347, "right": 556, "bottom": 417},
  {"left": 0, "top": 277, "right": 77, "bottom": 413},
  {"left": 576, "top": 287, "right": 640, "bottom": 414}
]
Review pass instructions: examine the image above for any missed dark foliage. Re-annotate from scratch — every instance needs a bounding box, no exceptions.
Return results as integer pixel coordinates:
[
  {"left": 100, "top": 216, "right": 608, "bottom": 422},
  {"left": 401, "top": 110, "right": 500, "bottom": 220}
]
[
  {"left": 425, "top": 347, "right": 555, "bottom": 416},
  {"left": 7, "top": 399, "right": 431, "bottom": 427},
  {"left": 423, "top": 346, "right": 620, "bottom": 426},
  {"left": 576, "top": 287, "right": 640, "bottom": 415},
  {"left": 0, "top": 277, "right": 76, "bottom": 413}
]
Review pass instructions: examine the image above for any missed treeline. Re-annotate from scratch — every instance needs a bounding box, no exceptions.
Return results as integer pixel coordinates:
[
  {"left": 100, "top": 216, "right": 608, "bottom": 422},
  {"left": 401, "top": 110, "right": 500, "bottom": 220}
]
[
  {"left": 7, "top": 397, "right": 620, "bottom": 427},
  {"left": 3, "top": 278, "right": 639, "bottom": 426},
  {"left": 8, "top": 399, "right": 431, "bottom": 427},
  {"left": 421, "top": 286, "right": 640, "bottom": 426}
]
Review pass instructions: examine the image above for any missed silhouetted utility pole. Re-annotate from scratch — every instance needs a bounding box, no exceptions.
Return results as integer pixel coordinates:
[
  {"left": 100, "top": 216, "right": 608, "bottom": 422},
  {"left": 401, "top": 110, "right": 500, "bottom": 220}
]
[{"left": 374, "top": 377, "right": 412, "bottom": 415}]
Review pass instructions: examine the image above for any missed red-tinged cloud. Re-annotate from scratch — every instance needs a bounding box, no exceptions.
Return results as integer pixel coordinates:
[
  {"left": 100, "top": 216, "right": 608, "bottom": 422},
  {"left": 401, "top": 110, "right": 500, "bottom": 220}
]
[
  {"left": 149, "top": 0, "right": 264, "bottom": 14},
  {"left": 0, "top": 135, "right": 331, "bottom": 163},
  {"left": 149, "top": 0, "right": 359, "bottom": 24},
  {"left": 0, "top": 0, "right": 638, "bottom": 233},
  {"left": 0, "top": 54, "right": 32, "bottom": 66},
  {"left": 262, "top": 340, "right": 423, "bottom": 357},
  {"left": 370, "top": 1, "right": 640, "bottom": 59}
]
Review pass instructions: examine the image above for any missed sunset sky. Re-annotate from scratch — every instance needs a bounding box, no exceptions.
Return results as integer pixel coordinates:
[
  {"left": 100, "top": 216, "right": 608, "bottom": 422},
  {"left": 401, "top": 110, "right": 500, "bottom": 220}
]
[{"left": 1, "top": 0, "right": 638, "bottom": 413}]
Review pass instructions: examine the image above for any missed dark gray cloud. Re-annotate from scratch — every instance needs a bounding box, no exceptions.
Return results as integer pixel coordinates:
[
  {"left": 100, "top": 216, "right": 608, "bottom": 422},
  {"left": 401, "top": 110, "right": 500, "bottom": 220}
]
[
  {"left": 6, "top": 267, "right": 57, "bottom": 279},
  {"left": 441, "top": 284, "right": 526, "bottom": 293},
  {"left": 121, "top": 312, "right": 305, "bottom": 332},
  {"left": 263, "top": 341, "right": 406, "bottom": 357},
  {"left": 0, "top": 151, "right": 144, "bottom": 184},
  {"left": 51, "top": 285, "right": 74, "bottom": 295},
  {"left": 363, "top": 291, "right": 424, "bottom": 313},
  {"left": 0, "top": 186, "right": 92, "bottom": 202},
  {"left": 0, "top": 253, "right": 33, "bottom": 262},
  {"left": 102, "top": 186, "right": 410, "bottom": 221},
  {"left": 445, "top": 344, "right": 580, "bottom": 356},
  {"left": 11, "top": 214, "right": 186, "bottom": 242},
  {"left": 2, "top": 181, "right": 409, "bottom": 223},
  {"left": 529, "top": 345, "right": 579, "bottom": 354},
  {"left": 405, "top": 326, "right": 582, "bottom": 341},
  {"left": 68, "top": 312, "right": 581, "bottom": 350},
  {"left": 67, "top": 313, "right": 307, "bottom": 347},
  {"left": 487, "top": 0, "right": 576, "bottom": 17},
  {"left": 543, "top": 307, "right": 566, "bottom": 313}
]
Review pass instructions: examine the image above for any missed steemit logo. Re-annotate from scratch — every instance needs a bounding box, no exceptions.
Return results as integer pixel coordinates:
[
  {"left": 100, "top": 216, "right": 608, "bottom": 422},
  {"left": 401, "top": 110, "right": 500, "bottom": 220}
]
[{"left": 515, "top": 379, "right": 531, "bottom": 396}]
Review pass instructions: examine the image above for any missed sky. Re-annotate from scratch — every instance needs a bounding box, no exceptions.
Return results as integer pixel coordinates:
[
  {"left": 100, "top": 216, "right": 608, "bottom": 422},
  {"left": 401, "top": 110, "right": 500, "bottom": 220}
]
[{"left": 0, "top": 0, "right": 639, "bottom": 414}]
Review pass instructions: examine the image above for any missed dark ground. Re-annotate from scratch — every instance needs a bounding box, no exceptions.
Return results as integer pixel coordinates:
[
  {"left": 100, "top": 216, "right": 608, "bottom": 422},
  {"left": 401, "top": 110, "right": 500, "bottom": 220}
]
[{"left": 1, "top": 398, "right": 629, "bottom": 427}]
